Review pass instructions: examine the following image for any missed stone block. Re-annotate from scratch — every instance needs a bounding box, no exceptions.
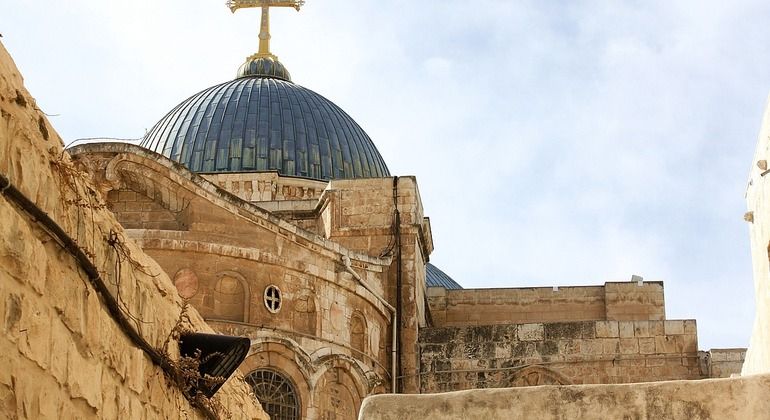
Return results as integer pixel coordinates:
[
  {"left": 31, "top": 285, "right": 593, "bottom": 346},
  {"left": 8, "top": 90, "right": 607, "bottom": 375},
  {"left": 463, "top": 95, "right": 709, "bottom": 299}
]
[
  {"left": 655, "top": 336, "right": 678, "bottom": 354},
  {"left": 580, "top": 338, "right": 603, "bottom": 355},
  {"left": 638, "top": 337, "right": 655, "bottom": 355},
  {"left": 118, "top": 190, "right": 136, "bottom": 201},
  {"left": 664, "top": 320, "right": 684, "bottom": 335},
  {"left": 649, "top": 320, "right": 664, "bottom": 336},
  {"left": 595, "top": 321, "right": 619, "bottom": 338},
  {"left": 67, "top": 341, "right": 103, "bottom": 410},
  {"left": 518, "top": 323, "right": 544, "bottom": 341},
  {"left": 602, "top": 338, "right": 620, "bottom": 354},
  {"left": 558, "top": 339, "right": 582, "bottom": 355},
  {"left": 544, "top": 322, "right": 585, "bottom": 340},
  {"left": 619, "top": 338, "right": 639, "bottom": 355},
  {"left": 17, "top": 294, "right": 51, "bottom": 370},
  {"left": 683, "top": 320, "right": 697, "bottom": 335},
  {"left": 633, "top": 321, "right": 650, "bottom": 337},
  {"left": 618, "top": 321, "right": 634, "bottom": 338}
]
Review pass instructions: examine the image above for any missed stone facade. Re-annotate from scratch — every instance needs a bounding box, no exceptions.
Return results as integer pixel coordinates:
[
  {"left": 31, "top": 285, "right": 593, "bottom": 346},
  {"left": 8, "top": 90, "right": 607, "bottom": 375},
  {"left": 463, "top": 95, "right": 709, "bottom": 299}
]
[
  {"left": 68, "top": 143, "right": 437, "bottom": 418},
  {"left": 0, "top": 42, "right": 267, "bottom": 419}
]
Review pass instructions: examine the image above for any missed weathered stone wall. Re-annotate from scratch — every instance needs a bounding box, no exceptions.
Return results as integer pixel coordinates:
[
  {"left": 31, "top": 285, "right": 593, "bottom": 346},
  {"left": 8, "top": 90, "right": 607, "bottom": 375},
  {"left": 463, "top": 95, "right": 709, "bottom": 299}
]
[
  {"left": 743, "top": 93, "right": 770, "bottom": 374},
  {"left": 428, "top": 286, "right": 606, "bottom": 326},
  {"left": 604, "top": 281, "right": 665, "bottom": 321},
  {"left": 706, "top": 348, "right": 746, "bottom": 378},
  {"left": 419, "top": 320, "right": 701, "bottom": 392},
  {"left": 359, "top": 374, "right": 770, "bottom": 420},
  {"left": 428, "top": 281, "right": 664, "bottom": 327},
  {"left": 107, "top": 188, "right": 186, "bottom": 230},
  {"left": 0, "top": 42, "right": 267, "bottom": 419},
  {"left": 319, "top": 177, "right": 433, "bottom": 393}
]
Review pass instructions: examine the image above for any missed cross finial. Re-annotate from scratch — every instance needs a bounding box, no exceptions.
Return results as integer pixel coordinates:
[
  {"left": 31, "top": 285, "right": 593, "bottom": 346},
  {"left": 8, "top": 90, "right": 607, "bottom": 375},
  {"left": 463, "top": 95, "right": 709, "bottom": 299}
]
[{"left": 226, "top": 0, "right": 305, "bottom": 59}]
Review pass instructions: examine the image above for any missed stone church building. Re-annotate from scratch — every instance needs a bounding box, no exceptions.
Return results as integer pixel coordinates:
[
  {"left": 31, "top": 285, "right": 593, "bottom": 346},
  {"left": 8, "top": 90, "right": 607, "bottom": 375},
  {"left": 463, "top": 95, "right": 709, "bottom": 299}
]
[{"left": 48, "top": 2, "right": 744, "bottom": 419}]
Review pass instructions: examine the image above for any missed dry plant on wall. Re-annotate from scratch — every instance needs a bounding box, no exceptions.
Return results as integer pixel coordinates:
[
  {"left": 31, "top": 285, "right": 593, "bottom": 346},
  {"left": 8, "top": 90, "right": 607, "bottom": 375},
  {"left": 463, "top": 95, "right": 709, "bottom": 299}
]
[
  {"left": 45, "top": 151, "right": 231, "bottom": 419},
  {"left": 49, "top": 149, "right": 107, "bottom": 260},
  {"left": 159, "top": 301, "right": 232, "bottom": 419}
]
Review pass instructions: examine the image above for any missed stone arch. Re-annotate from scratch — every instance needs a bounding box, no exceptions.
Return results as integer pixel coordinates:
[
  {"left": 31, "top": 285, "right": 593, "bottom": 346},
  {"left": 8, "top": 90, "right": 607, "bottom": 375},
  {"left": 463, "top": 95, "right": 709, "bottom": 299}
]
[
  {"left": 509, "top": 365, "right": 572, "bottom": 387},
  {"left": 311, "top": 359, "right": 370, "bottom": 420},
  {"left": 313, "top": 355, "right": 371, "bottom": 397},
  {"left": 242, "top": 339, "right": 314, "bottom": 419},
  {"left": 350, "top": 311, "right": 367, "bottom": 355},
  {"left": 212, "top": 271, "right": 250, "bottom": 322},
  {"left": 245, "top": 368, "right": 301, "bottom": 420}
]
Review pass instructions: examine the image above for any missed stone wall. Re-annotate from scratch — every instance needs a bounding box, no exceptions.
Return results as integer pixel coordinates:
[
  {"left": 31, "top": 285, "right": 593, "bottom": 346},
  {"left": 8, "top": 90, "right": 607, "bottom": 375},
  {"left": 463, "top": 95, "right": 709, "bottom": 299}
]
[
  {"left": 359, "top": 374, "right": 770, "bottom": 420},
  {"left": 428, "top": 281, "right": 664, "bottom": 327},
  {"left": 706, "top": 348, "right": 746, "bottom": 378},
  {"left": 106, "top": 189, "right": 186, "bottom": 230},
  {"left": 743, "top": 93, "right": 770, "bottom": 374},
  {"left": 0, "top": 42, "right": 267, "bottom": 419},
  {"left": 419, "top": 320, "right": 701, "bottom": 392}
]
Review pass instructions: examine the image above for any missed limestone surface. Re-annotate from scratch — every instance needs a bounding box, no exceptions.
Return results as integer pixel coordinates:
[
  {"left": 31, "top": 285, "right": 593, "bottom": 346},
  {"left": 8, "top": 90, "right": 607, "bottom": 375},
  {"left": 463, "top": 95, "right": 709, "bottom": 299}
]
[
  {"left": 0, "top": 41, "right": 267, "bottom": 419},
  {"left": 360, "top": 374, "right": 770, "bottom": 420}
]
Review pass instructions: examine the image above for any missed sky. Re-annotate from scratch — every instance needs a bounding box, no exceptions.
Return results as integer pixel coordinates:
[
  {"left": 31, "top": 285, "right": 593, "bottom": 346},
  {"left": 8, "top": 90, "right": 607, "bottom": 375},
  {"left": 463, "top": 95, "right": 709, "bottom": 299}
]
[{"left": 2, "top": 0, "right": 769, "bottom": 350}]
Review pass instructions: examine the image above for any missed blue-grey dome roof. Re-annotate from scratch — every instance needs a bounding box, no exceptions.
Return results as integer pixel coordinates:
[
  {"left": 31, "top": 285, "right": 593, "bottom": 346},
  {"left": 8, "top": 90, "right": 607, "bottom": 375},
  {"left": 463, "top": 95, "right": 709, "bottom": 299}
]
[
  {"left": 140, "top": 77, "right": 390, "bottom": 181},
  {"left": 426, "top": 263, "right": 463, "bottom": 289}
]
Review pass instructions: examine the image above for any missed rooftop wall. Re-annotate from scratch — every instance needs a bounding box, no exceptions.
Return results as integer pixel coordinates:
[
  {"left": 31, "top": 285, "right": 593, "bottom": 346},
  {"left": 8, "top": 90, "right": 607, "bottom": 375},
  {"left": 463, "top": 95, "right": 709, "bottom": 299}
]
[
  {"left": 428, "top": 281, "right": 664, "bottom": 327},
  {"left": 359, "top": 374, "right": 770, "bottom": 420}
]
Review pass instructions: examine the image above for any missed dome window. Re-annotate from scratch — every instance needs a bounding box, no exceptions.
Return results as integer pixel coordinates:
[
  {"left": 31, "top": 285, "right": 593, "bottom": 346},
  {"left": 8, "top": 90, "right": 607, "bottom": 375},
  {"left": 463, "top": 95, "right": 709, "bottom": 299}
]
[{"left": 264, "top": 284, "right": 282, "bottom": 313}]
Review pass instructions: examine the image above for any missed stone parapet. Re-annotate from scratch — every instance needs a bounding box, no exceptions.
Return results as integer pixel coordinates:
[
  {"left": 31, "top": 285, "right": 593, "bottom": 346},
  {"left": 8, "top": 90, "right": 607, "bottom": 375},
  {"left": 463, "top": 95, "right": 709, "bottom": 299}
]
[
  {"left": 418, "top": 319, "right": 702, "bottom": 393},
  {"left": 359, "top": 374, "right": 770, "bottom": 420},
  {"left": 428, "top": 281, "right": 665, "bottom": 327}
]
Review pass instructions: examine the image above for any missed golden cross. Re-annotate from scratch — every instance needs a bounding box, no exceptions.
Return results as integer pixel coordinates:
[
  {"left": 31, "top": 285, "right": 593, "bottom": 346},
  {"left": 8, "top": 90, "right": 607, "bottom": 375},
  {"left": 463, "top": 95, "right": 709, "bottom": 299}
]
[{"left": 226, "top": 0, "right": 305, "bottom": 59}]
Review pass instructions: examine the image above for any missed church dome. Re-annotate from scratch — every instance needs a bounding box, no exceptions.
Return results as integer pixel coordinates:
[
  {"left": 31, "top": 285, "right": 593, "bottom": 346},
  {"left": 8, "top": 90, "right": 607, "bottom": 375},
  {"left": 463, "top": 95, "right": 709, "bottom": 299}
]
[
  {"left": 426, "top": 263, "right": 463, "bottom": 289},
  {"left": 140, "top": 72, "right": 390, "bottom": 181}
]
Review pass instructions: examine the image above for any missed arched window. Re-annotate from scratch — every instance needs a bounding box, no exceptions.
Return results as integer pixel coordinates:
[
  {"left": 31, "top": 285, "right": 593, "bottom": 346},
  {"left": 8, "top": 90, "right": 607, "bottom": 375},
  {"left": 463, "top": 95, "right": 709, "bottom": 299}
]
[
  {"left": 350, "top": 313, "right": 366, "bottom": 354},
  {"left": 212, "top": 275, "right": 245, "bottom": 321},
  {"left": 245, "top": 369, "right": 300, "bottom": 420}
]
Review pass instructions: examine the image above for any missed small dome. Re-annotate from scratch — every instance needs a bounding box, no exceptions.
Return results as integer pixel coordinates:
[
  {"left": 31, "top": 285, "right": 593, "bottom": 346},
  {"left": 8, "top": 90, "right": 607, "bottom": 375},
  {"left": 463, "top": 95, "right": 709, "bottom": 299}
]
[
  {"left": 140, "top": 77, "right": 390, "bottom": 181},
  {"left": 426, "top": 263, "right": 463, "bottom": 289}
]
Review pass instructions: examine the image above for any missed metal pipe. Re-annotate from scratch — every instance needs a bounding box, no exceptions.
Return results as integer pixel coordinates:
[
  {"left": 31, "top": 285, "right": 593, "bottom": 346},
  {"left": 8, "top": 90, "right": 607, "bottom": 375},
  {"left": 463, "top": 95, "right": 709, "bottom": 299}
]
[
  {"left": 392, "top": 176, "right": 403, "bottom": 393},
  {"left": 341, "top": 255, "right": 398, "bottom": 393}
]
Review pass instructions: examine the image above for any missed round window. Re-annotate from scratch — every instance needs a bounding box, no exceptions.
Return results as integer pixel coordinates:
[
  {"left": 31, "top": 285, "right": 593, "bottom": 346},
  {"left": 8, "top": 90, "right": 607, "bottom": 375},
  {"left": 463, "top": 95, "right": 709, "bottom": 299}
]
[{"left": 264, "top": 285, "right": 282, "bottom": 313}]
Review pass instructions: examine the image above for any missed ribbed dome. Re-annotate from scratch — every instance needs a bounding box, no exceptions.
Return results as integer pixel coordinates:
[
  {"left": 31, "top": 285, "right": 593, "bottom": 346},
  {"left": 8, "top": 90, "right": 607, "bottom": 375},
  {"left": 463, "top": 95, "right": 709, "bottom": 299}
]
[{"left": 140, "top": 77, "right": 389, "bottom": 181}]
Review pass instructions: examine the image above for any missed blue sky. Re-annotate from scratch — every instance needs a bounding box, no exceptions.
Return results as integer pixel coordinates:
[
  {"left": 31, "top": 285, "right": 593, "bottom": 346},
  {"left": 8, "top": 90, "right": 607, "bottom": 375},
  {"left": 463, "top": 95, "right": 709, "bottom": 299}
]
[{"left": 3, "top": 0, "right": 769, "bottom": 349}]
